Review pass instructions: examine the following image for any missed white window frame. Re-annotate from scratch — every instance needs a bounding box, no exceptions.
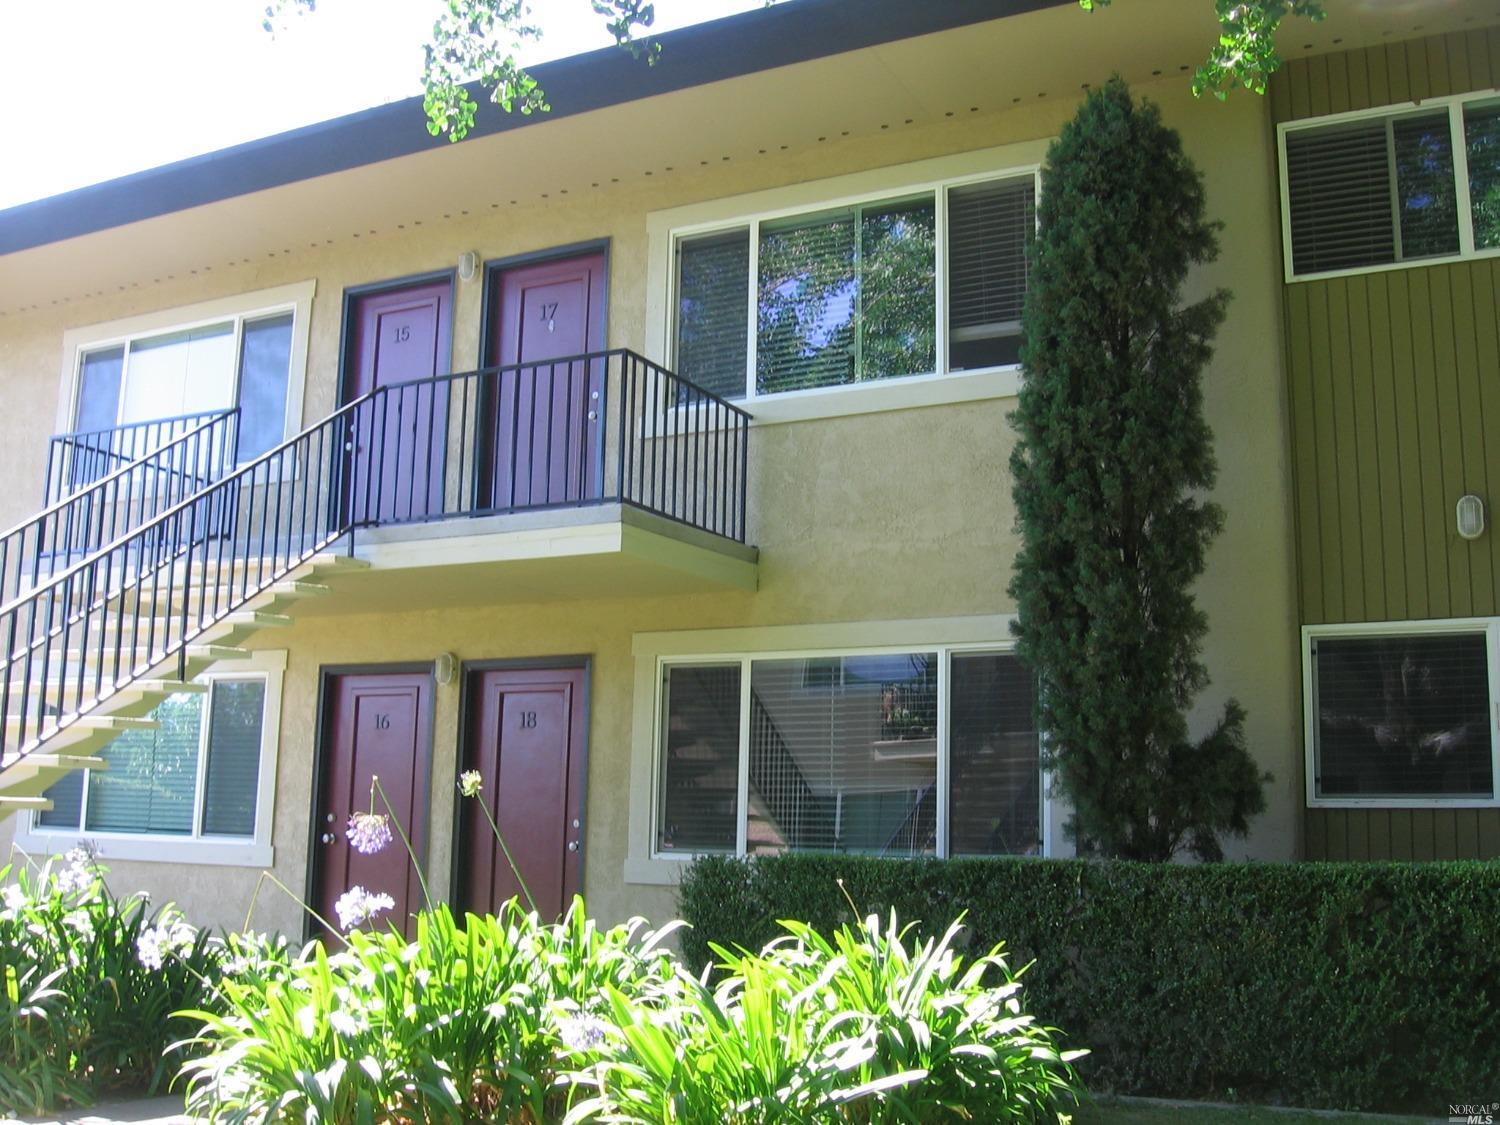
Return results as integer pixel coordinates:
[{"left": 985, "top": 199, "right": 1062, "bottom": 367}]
[
  {"left": 54, "top": 281, "right": 316, "bottom": 461},
  {"left": 623, "top": 615, "right": 1055, "bottom": 885},
  {"left": 646, "top": 142, "right": 1050, "bottom": 426},
  {"left": 1277, "top": 92, "right": 1500, "bottom": 283},
  {"left": 1302, "top": 619, "right": 1500, "bottom": 809},
  {"left": 14, "top": 649, "right": 287, "bottom": 866}
]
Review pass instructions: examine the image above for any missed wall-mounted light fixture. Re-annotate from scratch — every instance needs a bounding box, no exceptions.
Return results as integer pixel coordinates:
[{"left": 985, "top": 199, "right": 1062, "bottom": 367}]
[
  {"left": 458, "top": 251, "right": 479, "bottom": 282},
  {"left": 435, "top": 652, "right": 458, "bottom": 684},
  {"left": 1457, "top": 494, "right": 1486, "bottom": 540}
]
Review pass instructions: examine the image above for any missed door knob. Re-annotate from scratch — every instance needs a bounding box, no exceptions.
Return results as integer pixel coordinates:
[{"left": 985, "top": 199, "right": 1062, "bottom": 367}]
[
  {"left": 567, "top": 840, "right": 579, "bottom": 852},
  {"left": 321, "top": 832, "right": 336, "bottom": 844}
]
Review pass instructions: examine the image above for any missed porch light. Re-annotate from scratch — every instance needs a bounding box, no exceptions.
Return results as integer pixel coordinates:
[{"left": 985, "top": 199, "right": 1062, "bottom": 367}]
[
  {"left": 435, "top": 652, "right": 457, "bottom": 684},
  {"left": 458, "top": 251, "right": 479, "bottom": 282},
  {"left": 1457, "top": 494, "right": 1485, "bottom": 540}
]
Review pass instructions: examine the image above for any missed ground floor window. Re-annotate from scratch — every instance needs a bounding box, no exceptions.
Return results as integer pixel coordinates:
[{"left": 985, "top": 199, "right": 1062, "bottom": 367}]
[
  {"left": 656, "top": 647, "right": 1040, "bottom": 858},
  {"left": 1306, "top": 621, "right": 1498, "bottom": 805},
  {"left": 20, "top": 652, "right": 285, "bottom": 865}
]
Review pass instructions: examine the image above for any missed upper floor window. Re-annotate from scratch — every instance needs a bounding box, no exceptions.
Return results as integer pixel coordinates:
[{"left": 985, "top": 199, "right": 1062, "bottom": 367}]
[
  {"left": 1280, "top": 93, "right": 1500, "bottom": 280},
  {"left": 1305, "top": 621, "right": 1499, "bottom": 807},
  {"left": 60, "top": 282, "right": 315, "bottom": 464},
  {"left": 672, "top": 172, "right": 1036, "bottom": 401}
]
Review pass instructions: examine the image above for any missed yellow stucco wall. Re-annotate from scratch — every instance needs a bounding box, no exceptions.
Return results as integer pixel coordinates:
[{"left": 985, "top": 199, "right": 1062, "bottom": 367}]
[{"left": 0, "top": 74, "right": 1301, "bottom": 935}]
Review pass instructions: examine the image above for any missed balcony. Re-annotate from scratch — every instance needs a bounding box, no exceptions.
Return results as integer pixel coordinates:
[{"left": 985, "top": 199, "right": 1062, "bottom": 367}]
[{"left": 27, "top": 350, "right": 756, "bottom": 612}]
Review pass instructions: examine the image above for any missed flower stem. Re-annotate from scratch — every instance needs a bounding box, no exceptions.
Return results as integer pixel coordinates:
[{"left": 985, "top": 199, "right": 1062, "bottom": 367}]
[
  {"left": 474, "top": 793, "right": 537, "bottom": 915},
  {"left": 252, "top": 868, "right": 347, "bottom": 945},
  {"left": 372, "top": 777, "right": 433, "bottom": 912}
]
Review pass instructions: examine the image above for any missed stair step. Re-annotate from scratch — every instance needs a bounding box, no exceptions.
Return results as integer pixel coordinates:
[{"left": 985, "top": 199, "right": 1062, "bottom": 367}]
[
  {"left": 1, "top": 676, "right": 209, "bottom": 699},
  {"left": 4, "top": 713, "right": 159, "bottom": 738},
  {"left": 0, "top": 796, "right": 52, "bottom": 811},
  {"left": 57, "top": 642, "right": 248, "bottom": 664},
  {"left": 4, "top": 753, "right": 107, "bottom": 773}
]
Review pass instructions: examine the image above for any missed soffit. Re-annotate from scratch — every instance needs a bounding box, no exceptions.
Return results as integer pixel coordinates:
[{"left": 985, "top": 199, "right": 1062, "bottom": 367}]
[{"left": 0, "top": 0, "right": 1487, "bottom": 318}]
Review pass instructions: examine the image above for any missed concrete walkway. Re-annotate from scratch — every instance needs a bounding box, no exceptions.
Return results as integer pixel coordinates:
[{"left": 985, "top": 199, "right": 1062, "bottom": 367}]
[{"left": 6, "top": 1096, "right": 194, "bottom": 1125}]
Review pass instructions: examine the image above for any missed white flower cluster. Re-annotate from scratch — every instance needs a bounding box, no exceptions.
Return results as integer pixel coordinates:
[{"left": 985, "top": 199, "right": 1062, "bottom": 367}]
[
  {"left": 137, "top": 911, "right": 198, "bottom": 971},
  {"left": 0, "top": 882, "right": 27, "bottom": 921},
  {"left": 334, "top": 886, "right": 395, "bottom": 931},
  {"left": 53, "top": 847, "right": 96, "bottom": 897}
]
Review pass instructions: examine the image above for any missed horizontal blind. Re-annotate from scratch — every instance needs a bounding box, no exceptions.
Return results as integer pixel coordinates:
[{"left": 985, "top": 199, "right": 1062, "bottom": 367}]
[
  {"left": 38, "top": 769, "right": 85, "bottom": 830},
  {"left": 676, "top": 231, "right": 750, "bottom": 400},
  {"left": 748, "top": 654, "right": 937, "bottom": 856},
  {"left": 86, "top": 692, "right": 203, "bottom": 835},
  {"left": 657, "top": 664, "right": 741, "bottom": 853},
  {"left": 1313, "top": 633, "right": 1494, "bottom": 799},
  {"left": 948, "top": 178, "right": 1033, "bottom": 332},
  {"left": 201, "top": 679, "right": 266, "bottom": 837},
  {"left": 1391, "top": 111, "right": 1459, "bottom": 260},
  {"left": 949, "top": 653, "right": 1041, "bottom": 857},
  {"left": 1464, "top": 102, "right": 1500, "bottom": 250},
  {"left": 757, "top": 212, "right": 857, "bottom": 394},
  {"left": 1285, "top": 120, "right": 1394, "bottom": 275}
]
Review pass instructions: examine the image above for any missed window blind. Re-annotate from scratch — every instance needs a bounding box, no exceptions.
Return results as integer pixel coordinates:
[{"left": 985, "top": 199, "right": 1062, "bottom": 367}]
[
  {"left": 1313, "top": 633, "right": 1494, "bottom": 799},
  {"left": 747, "top": 654, "right": 937, "bottom": 856},
  {"left": 1286, "top": 120, "right": 1394, "bottom": 276},
  {"left": 657, "top": 664, "right": 741, "bottom": 853},
  {"left": 859, "top": 198, "right": 936, "bottom": 381},
  {"left": 85, "top": 693, "right": 203, "bottom": 835},
  {"left": 200, "top": 680, "right": 266, "bottom": 837},
  {"left": 676, "top": 231, "right": 750, "bottom": 400},
  {"left": 37, "top": 769, "right": 84, "bottom": 830},
  {"left": 949, "top": 653, "right": 1041, "bottom": 856},
  {"left": 757, "top": 212, "right": 857, "bottom": 394},
  {"left": 947, "top": 178, "right": 1033, "bottom": 370}
]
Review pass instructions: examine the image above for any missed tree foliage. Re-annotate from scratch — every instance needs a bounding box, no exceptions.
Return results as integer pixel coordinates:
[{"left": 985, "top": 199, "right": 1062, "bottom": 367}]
[
  {"left": 265, "top": 1, "right": 1327, "bottom": 142},
  {"left": 1008, "top": 78, "right": 1267, "bottom": 862}
]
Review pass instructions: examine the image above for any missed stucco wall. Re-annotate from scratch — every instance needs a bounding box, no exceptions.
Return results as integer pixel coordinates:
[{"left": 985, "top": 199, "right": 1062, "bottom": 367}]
[{"left": 0, "top": 74, "right": 1301, "bottom": 934}]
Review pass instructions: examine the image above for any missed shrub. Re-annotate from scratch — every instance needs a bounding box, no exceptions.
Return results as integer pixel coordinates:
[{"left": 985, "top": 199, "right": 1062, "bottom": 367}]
[
  {"left": 0, "top": 851, "right": 221, "bottom": 1115},
  {"left": 179, "top": 899, "right": 685, "bottom": 1123},
  {"left": 178, "top": 897, "right": 1082, "bottom": 1123},
  {"left": 585, "top": 912, "right": 1083, "bottom": 1123},
  {"left": 677, "top": 854, "right": 1500, "bottom": 1113}
]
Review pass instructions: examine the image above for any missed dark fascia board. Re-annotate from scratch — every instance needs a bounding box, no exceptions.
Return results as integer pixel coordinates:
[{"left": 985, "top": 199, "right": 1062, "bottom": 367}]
[{"left": 0, "top": 0, "right": 1066, "bottom": 256}]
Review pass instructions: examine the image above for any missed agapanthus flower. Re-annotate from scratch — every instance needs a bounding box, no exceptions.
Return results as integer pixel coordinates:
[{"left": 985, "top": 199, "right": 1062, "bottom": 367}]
[
  {"left": 458, "top": 770, "right": 483, "bottom": 798},
  {"left": 137, "top": 914, "right": 197, "bottom": 970},
  {"left": 334, "top": 886, "right": 395, "bottom": 931},
  {"left": 53, "top": 848, "right": 95, "bottom": 896},
  {"left": 346, "top": 812, "right": 393, "bottom": 855},
  {"left": 1, "top": 883, "right": 26, "bottom": 917},
  {"left": 558, "top": 1014, "right": 612, "bottom": 1053},
  {"left": 63, "top": 909, "right": 94, "bottom": 941}
]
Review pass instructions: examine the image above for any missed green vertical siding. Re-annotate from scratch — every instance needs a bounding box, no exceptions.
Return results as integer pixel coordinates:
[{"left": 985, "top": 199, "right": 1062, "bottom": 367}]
[{"left": 1272, "top": 29, "right": 1500, "bottom": 860}]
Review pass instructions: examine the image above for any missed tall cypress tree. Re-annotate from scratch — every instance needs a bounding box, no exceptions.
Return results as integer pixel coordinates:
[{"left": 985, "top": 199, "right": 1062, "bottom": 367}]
[{"left": 1009, "top": 78, "right": 1267, "bottom": 862}]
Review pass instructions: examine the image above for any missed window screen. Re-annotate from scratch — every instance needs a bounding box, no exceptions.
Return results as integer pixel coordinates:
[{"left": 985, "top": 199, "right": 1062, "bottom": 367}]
[
  {"left": 676, "top": 231, "right": 750, "bottom": 400},
  {"left": 200, "top": 680, "right": 266, "bottom": 837},
  {"left": 949, "top": 652, "right": 1041, "bottom": 856},
  {"left": 657, "top": 664, "right": 741, "bottom": 853},
  {"left": 947, "top": 178, "right": 1033, "bottom": 370},
  {"left": 747, "top": 653, "right": 938, "bottom": 856},
  {"left": 1312, "top": 632, "right": 1494, "bottom": 799},
  {"left": 237, "top": 314, "right": 294, "bottom": 461},
  {"left": 1465, "top": 101, "right": 1500, "bottom": 251}
]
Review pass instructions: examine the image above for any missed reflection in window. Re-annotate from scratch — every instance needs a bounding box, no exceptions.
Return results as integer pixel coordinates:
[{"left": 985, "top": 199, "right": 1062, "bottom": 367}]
[
  {"left": 1465, "top": 102, "right": 1500, "bottom": 250},
  {"left": 1391, "top": 112, "right": 1458, "bottom": 260},
  {"left": 747, "top": 653, "right": 938, "bottom": 856},
  {"left": 950, "top": 653, "right": 1041, "bottom": 855},
  {"left": 656, "top": 664, "right": 741, "bottom": 853}
]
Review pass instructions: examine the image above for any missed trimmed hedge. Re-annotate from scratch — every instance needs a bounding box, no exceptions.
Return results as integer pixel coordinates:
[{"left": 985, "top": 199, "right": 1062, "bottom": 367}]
[{"left": 677, "top": 855, "right": 1500, "bottom": 1112}]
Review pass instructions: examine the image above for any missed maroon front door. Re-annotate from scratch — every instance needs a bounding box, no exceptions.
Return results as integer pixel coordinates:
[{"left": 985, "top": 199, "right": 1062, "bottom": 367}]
[
  {"left": 314, "top": 672, "right": 434, "bottom": 938},
  {"left": 458, "top": 666, "right": 587, "bottom": 919},
  {"left": 485, "top": 253, "right": 607, "bottom": 510},
  {"left": 344, "top": 280, "right": 452, "bottom": 524}
]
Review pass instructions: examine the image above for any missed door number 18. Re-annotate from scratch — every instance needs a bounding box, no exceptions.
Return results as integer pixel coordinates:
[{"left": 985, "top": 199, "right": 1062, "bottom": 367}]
[{"left": 519, "top": 710, "right": 537, "bottom": 729}]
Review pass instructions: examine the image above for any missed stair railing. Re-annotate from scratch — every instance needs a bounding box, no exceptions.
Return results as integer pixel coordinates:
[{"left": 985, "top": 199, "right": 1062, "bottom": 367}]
[
  {"left": 0, "top": 409, "right": 240, "bottom": 609},
  {"left": 1, "top": 350, "right": 749, "bottom": 767},
  {"left": 43, "top": 409, "right": 239, "bottom": 507}
]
